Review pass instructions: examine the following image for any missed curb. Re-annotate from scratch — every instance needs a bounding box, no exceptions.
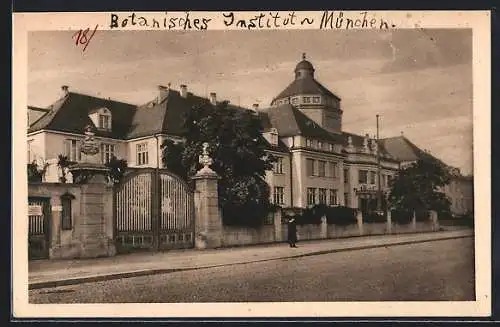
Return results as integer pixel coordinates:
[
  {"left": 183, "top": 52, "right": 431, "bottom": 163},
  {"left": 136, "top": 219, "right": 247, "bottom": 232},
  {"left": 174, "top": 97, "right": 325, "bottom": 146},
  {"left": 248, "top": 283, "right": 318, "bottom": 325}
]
[{"left": 28, "top": 233, "right": 472, "bottom": 290}]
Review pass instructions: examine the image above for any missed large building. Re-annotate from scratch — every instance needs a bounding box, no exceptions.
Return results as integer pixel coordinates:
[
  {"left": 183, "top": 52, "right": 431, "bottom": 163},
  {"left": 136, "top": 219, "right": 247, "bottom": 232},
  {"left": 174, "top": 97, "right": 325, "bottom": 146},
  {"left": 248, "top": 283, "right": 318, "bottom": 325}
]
[{"left": 27, "top": 55, "right": 474, "bottom": 216}]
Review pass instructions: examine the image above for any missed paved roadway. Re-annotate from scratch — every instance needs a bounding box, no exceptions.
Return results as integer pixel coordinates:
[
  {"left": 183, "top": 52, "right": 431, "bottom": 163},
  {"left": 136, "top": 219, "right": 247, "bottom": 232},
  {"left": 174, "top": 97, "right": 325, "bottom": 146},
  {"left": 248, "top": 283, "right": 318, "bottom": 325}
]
[{"left": 29, "top": 237, "right": 475, "bottom": 303}]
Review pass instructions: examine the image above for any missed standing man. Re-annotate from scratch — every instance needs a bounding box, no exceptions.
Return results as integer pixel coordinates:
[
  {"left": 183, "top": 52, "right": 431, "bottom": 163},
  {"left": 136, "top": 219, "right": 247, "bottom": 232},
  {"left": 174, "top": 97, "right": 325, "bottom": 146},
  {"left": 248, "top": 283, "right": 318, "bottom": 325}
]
[{"left": 288, "top": 217, "right": 298, "bottom": 248}]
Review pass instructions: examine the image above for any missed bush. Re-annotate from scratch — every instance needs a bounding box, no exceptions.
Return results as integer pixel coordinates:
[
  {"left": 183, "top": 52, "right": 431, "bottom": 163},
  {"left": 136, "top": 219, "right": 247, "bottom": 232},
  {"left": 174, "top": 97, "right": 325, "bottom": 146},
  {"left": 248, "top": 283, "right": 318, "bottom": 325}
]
[
  {"left": 363, "top": 211, "right": 387, "bottom": 223},
  {"left": 415, "top": 210, "right": 430, "bottom": 222},
  {"left": 324, "top": 206, "right": 357, "bottom": 226},
  {"left": 296, "top": 205, "right": 324, "bottom": 225},
  {"left": 221, "top": 202, "right": 274, "bottom": 228},
  {"left": 391, "top": 209, "right": 412, "bottom": 225}
]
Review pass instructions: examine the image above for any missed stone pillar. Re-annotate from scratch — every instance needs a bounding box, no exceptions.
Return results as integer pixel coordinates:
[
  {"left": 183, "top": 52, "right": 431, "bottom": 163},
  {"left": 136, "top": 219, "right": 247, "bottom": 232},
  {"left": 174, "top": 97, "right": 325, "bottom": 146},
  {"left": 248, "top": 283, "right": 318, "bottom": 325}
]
[
  {"left": 320, "top": 215, "right": 328, "bottom": 239},
  {"left": 357, "top": 210, "right": 364, "bottom": 235},
  {"left": 192, "top": 167, "right": 222, "bottom": 249},
  {"left": 429, "top": 210, "right": 439, "bottom": 231},
  {"left": 70, "top": 166, "right": 116, "bottom": 258},
  {"left": 386, "top": 210, "right": 392, "bottom": 234},
  {"left": 411, "top": 211, "right": 417, "bottom": 232},
  {"left": 273, "top": 209, "right": 282, "bottom": 242},
  {"left": 49, "top": 198, "right": 62, "bottom": 258}
]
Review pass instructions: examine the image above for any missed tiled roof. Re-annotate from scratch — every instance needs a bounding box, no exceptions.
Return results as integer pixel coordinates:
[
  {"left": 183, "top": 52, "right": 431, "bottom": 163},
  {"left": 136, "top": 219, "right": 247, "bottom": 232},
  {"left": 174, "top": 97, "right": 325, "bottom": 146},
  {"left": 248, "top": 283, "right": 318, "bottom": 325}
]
[
  {"left": 28, "top": 92, "right": 137, "bottom": 139},
  {"left": 261, "top": 104, "right": 344, "bottom": 144},
  {"left": 126, "top": 90, "right": 208, "bottom": 139},
  {"left": 379, "top": 136, "right": 431, "bottom": 162},
  {"left": 272, "top": 76, "right": 341, "bottom": 103}
]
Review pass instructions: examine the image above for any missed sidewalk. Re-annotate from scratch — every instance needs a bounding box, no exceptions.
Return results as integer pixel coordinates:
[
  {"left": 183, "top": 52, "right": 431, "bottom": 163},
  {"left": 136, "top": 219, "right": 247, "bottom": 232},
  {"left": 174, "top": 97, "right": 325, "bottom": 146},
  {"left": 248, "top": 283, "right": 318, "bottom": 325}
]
[{"left": 28, "top": 229, "right": 473, "bottom": 289}]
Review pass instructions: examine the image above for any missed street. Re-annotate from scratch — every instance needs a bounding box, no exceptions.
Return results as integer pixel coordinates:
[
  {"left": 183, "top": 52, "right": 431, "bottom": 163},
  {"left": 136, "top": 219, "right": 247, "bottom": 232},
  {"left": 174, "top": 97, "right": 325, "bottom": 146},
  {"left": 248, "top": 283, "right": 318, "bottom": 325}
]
[{"left": 29, "top": 237, "right": 475, "bottom": 303}]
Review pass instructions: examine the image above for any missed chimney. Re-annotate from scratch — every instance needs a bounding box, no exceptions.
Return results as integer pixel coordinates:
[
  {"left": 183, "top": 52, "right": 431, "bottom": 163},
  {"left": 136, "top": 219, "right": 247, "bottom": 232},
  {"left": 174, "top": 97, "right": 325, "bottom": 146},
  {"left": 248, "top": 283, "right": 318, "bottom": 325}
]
[
  {"left": 180, "top": 84, "right": 188, "bottom": 98},
  {"left": 252, "top": 103, "right": 259, "bottom": 111},
  {"left": 209, "top": 92, "right": 217, "bottom": 105},
  {"left": 157, "top": 84, "right": 170, "bottom": 104},
  {"left": 61, "top": 85, "right": 69, "bottom": 97}
]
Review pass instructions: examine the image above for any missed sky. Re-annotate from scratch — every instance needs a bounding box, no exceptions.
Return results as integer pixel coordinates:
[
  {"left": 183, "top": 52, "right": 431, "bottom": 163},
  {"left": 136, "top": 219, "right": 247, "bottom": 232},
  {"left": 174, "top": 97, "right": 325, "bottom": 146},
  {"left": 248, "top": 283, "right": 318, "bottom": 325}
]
[{"left": 27, "top": 29, "right": 473, "bottom": 175}]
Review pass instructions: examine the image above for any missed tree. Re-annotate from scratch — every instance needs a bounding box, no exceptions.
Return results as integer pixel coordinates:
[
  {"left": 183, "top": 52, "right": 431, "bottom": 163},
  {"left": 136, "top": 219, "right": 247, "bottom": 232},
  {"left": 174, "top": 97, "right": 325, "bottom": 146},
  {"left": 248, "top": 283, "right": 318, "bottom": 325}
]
[
  {"left": 161, "top": 101, "right": 276, "bottom": 226},
  {"left": 57, "top": 154, "right": 74, "bottom": 183},
  {"left": 388, "top": 157, "right": 452, "bottom": 215},
  {"left": 105, "top": 156, "right": 128, "bottom": 184}
]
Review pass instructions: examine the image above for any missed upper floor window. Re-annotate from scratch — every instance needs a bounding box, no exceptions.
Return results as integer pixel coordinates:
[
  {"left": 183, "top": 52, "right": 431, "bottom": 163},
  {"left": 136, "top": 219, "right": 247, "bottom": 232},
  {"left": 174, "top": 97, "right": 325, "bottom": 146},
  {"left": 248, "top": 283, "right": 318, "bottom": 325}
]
[
  {"left": 269, "top": 127, "right": 279, "bottom": 145},
  {"left": 101, "top": 143, "right": 115, "bottom": 164},
  {"left": 359, "top": 170, "right": 368, "bottom": 184},
  {"left": 318, "top": 161, "right": 326, "bottom": 177},
  {"left": 317, "top": 141, "right": 323, "bottom": 150},
  {"left": 306, "top": 158, "right": 315, "bottom": 176},
  {"left": 370, "top": 171, "right": 376, "bottom": 184},
  {"left": 273, "top": 157, "right": 284, "bottom": 174},
  {"left": 344, "top": 168, "right": 349, "bottom": 184},
  {"left": 64, "top": 139, "right": 82, "bottom": 162},
  {"left": 273, "top": 186, "right": 285, "bottom": 205},
  {"left": 329, "top": 162, "right": 338, "bottom": 178},
  {"left": 136, "top": 143, "right": 149, "bottom": 166},
  {"left": 313, "top": 96, "right": 321, "bottom": 104}
]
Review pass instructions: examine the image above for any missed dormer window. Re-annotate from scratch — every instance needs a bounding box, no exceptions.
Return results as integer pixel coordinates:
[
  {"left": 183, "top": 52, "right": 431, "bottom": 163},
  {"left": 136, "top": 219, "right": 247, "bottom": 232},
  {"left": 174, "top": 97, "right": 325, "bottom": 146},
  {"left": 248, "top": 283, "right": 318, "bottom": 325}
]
[
  {"left": 99, "top": 114, "right": 111, "bottom": 130},
  {"left": 89, "top": 107, "right": 112, "bottom": 131},
  {"left": 269, "top": 128, "right": 278, "bottom": 146}
]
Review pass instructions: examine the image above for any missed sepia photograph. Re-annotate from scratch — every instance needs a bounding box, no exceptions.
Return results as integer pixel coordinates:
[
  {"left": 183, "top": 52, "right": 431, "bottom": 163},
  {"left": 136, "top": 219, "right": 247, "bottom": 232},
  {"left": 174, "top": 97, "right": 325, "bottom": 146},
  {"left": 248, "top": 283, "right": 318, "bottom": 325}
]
[{"left": 12, "top": 10, "right": 490, "bottom": 318}]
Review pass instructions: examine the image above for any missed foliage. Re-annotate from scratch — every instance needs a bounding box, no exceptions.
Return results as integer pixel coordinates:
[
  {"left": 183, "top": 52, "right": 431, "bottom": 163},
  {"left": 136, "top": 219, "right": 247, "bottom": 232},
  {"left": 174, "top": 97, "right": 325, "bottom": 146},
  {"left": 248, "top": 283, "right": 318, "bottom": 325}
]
[
  {"left": 57, "top": 154, "right": 74, "bottom": 183},
  {"left": 388, "top": 157, "right": 452, "bottom": 214},
  {"left": 391, "top": 209, "right": 413, "bottom": 225},
  {"left": 290, "top": 204, "right": 357, "bottom": 226},
  {"left": 27, "top": 160, "right": 49, "bottom": 183},
  {"left": 363, "top": 210, "right": 387, "bottom": 223},
  {"left": 105, "top": 156, "right": 128, "bottom": 184},
  {"left": 161, "top": 101, "right": 276, "bottom": 227}
]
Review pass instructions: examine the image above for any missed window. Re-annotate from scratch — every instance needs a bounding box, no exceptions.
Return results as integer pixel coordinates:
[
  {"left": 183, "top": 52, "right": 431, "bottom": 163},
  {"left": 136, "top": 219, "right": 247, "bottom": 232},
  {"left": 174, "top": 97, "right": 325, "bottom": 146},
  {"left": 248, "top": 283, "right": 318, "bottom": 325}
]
[
  {"left": 318, "top": 161, "right": 326, "bottom": 177},
  {"left": 319, "top": 188, "right": 327, "bottom": 204},
  {"left": 61, "top": 193, "right": 75, "bottom": 230},
  {"left": 306, "top": 158, "right": 315, "bottom": 176},
  {"left": 307, "top": 188, "right": 317, "bottom": 206},
  {"left": 313, "top": 96, "right": 320, "bottom": 103},
  {"left": 303, "top": 96, "right": 311, "bottom": 103},
  {"left": 98, "top": 114, "right": 111, "bottom": 130},
  {"left": 329, "top": 162, "right": 338, "bottom": 178},
  {"left": 344, "top": 168, "right": 349, "bottom": 184},
  {"left": 64, "top": 139, "right": 81, "bottom": 162},
  {"left": 318, "top": 141, "right": 323, "bottom": 150},
  {"left": 136, "top": 143, "right": 149, "bottom": 166},
  {"left": 101, "top": 143, "right": 115, "bottom": 164},
  {"left": 306, "top": 139, "right": 313, "bottom": 147},
  {"left": 291, "top": 97, "right": 299, "bottom": 105},
  {"left": 273, "top": 157, "right": 284, "bottom": 174},
  {"left": 329, "top": 189, "right": 338, "bottom": 206},
  {"left": 269, "top": 128, "right": 279, "bottom": 145},
  {"left": 359, "top": 170, "right": 368, "bottom": 184},
  {"left": 370, "top": 171, "right": 376, "bottom": 184},
  {"left": 273, "top": 186, "right": 285, "bottom": 205},
  {"left": 329, "top": 143, "right": 335, "bottom": 152}
]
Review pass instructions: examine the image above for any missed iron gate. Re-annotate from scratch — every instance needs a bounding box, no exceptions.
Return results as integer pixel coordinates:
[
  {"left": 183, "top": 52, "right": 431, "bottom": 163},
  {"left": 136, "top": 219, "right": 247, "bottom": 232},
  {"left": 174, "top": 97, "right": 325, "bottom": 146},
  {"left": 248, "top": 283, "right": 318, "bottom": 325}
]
[
  {"left": 28, "top": 197, "right": 51, "bottom": 260},
  {"left": 114, "top": 168, "right": 195, "bottom": 252}
]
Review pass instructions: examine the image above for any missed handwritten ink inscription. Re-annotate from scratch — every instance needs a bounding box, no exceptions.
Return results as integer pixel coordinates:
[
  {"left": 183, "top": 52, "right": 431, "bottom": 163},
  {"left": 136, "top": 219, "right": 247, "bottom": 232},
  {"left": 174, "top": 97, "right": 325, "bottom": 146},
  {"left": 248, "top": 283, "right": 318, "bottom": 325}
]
[
  {"left": 107, "top": 11, "right": 396, "bottom": 31},
  {"left": 72, "top": 24, "right": 98, "bottom": 52}
]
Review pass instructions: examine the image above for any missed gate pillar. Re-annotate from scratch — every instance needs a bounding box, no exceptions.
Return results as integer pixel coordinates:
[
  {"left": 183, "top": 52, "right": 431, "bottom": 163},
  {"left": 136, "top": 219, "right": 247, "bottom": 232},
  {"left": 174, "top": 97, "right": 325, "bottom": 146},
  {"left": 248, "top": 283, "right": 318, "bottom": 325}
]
[{"left": 191, "top": 143, "right": 222, "bottom": 249}]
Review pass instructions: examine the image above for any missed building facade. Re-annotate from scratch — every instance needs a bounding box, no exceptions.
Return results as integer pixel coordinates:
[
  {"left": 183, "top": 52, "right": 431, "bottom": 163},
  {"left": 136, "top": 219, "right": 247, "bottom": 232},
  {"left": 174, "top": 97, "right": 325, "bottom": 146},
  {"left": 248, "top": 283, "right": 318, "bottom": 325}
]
[{"left": 27, "top": 56, "right": 474, "bottom": 216}]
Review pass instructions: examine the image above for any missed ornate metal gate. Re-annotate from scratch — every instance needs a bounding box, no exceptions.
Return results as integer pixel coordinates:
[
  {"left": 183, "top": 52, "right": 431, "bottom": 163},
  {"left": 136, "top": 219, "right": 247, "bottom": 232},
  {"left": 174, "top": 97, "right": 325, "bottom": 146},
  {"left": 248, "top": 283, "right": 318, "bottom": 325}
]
[
  {"left": 114, "top": 168, "right": 195, "bottom": 252},
  {"left": 28, "top": 197, "right": 51, "bottom": 260}
]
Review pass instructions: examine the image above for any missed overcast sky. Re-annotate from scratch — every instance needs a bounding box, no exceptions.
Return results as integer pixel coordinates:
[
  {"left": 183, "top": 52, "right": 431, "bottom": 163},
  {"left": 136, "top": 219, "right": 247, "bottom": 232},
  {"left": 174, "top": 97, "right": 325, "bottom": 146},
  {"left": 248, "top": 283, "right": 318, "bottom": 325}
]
[{"left": 28, "top": 29, "right": 473, "bottom": 175}]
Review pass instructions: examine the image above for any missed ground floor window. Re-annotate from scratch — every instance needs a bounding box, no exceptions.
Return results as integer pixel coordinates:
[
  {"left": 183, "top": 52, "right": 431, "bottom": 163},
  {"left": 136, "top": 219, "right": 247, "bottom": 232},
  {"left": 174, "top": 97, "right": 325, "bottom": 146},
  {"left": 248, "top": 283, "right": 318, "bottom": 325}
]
[
  {"left": 318, "top": 188, "right": 327, "bottom": 204},
  {"left": 329, "top": 189, "right": 338, "bottom": 206},
  {"left": 307, "top": 188, "right": 316, "bottom": 206}
]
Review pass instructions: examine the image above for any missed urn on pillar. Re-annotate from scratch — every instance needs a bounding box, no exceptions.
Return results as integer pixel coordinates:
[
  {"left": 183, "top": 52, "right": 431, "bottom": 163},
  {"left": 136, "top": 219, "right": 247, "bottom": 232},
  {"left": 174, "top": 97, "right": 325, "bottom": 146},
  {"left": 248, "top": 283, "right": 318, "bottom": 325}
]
[
  {"left": 191, "top": 142, "right": 222, "bottom": 249},
  {"left": 67, "top": 125, "right": 116, "bottom": 258}
]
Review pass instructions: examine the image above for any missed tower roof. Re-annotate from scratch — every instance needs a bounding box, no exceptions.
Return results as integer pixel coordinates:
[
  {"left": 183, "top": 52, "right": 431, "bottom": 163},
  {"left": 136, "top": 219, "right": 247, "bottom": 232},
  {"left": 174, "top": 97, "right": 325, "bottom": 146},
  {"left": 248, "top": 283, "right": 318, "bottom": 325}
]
[{"left": 294, "top": 53, "right": 315, "bottom": 73}]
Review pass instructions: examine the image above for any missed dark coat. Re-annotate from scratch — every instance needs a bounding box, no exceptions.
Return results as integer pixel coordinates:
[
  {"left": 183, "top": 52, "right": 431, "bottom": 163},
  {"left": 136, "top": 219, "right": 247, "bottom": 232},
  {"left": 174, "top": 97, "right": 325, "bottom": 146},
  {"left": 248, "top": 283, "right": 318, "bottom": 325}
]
[{"left": 288, "top": 219, "right": 297, "bottom": 242}]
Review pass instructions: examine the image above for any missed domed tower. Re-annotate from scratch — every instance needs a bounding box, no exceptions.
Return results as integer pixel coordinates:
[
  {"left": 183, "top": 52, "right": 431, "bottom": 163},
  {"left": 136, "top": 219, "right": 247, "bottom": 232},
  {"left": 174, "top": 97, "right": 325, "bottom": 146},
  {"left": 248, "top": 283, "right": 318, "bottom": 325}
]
[{"left": 271, "top": 53, "right": 343, "bottom": 134}]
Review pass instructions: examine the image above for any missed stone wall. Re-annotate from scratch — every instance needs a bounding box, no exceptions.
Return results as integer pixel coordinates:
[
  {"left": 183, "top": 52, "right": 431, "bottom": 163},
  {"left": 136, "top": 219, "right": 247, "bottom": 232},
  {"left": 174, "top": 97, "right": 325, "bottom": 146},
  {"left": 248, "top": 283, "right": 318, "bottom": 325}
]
[{"left": 28, "top": 177, "right": 115, "bottom": 259}]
